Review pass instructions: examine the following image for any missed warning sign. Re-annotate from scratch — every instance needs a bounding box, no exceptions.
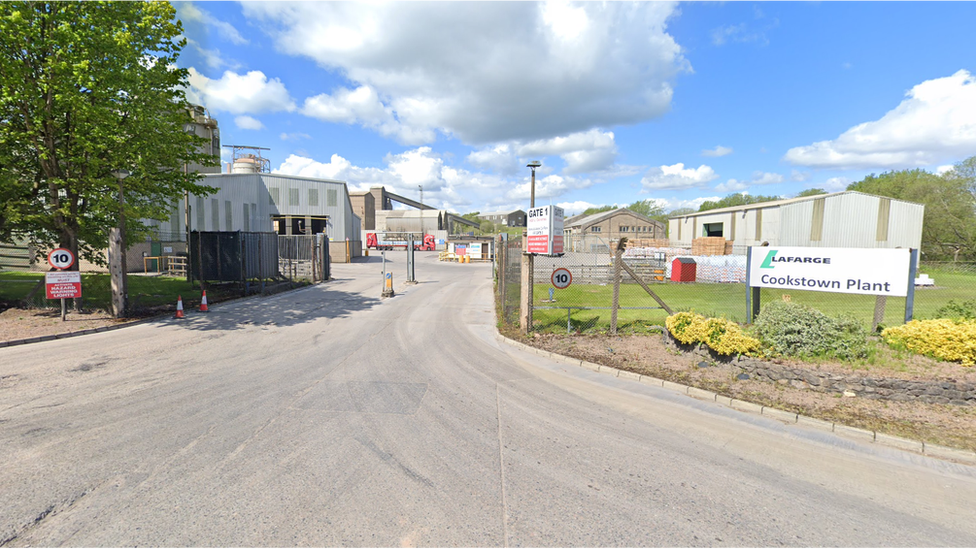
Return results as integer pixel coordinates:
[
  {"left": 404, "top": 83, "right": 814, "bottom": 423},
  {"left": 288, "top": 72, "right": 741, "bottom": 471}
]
[{"left": 45, "top": 271, "right": 82, "bottom": 299}]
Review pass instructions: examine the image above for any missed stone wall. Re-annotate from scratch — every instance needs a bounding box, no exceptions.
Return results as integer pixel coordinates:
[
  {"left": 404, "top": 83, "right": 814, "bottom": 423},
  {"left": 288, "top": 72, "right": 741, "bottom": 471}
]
[{"left": 663, "top": 333, "right": 976, "bottom": 406}]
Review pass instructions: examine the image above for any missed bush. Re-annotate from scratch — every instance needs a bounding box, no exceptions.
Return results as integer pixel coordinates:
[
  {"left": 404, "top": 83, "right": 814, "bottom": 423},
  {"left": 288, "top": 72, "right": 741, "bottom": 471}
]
[
  {"left": 666, "top": 311, "right": 760, "bottom": 357},
  {"left": 933, "top": 299, "right": 976, "bottom": 321},
  {"left": 882, "top": 319, "right": 976, "bottom": 366},
  {"left": 753, "top": 301, "right": 868, "bottom": 360}
]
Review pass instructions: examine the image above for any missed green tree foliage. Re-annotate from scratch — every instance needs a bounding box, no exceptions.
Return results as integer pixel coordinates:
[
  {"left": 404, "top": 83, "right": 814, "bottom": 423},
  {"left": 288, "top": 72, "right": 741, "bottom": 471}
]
[
  {"left": 698, "top": 193, "right": 781, "bottom": 212},
  {"left": 0, "top": 2, "right": 215, "bottom": 262},
  {"left": 795, "top": 188, "right": 827, "bottom": 197},
  {"left": 847, "top": 159, "right": 976, "bottom": 260},
  {"left": 576, "top": 205, "right": 612, "bottom": 217}
]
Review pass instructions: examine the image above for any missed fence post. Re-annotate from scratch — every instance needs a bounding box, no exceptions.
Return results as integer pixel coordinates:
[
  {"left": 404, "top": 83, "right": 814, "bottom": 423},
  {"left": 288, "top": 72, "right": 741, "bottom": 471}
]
[
  {"left": 904, "top": 248, "right": 918, "bottom": 323},
  {"left": 872, "top": 295, "right": 887, "bottom": 332},
  {"left": 519, "top": 232, "right": 534, "bottom": 333},
  {"left": 610, "top": 245, "right": 623, "bottom": 334}
]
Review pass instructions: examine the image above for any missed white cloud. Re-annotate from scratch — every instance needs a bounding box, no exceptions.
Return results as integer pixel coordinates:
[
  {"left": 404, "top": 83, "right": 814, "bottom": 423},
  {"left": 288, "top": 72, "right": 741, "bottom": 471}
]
[
  {"left": 750, "top": 171, "right": 784, "bottom": 185},
  {"left": 714, "top": 179, "right": 749, "bottom": 193},
  {"left": 179, "top": 3, "right": 248, "bottom": 45},
  {"left": 519, "top": 129, "right": 619, "bottom": 173},
  {"left": 243, "top": 2, "right": 688, "bottom": 144},
  {"left": 186, "top": 68, "right": 296, "bottom": 115},
  {"left": 658, "top": 196, "right": 721, "bottom": 212},
  {"left": 506, "top": 174, "right": 594, "bottom": 202},
  {"left": 301, "top": 85, "right": 434, "bottom": 145},
  {"left": 640, "top": 163, "right": 718, "bottom": 191},
  {"left": 790, "top": 169, "right": 811, "bottom": 182},
  {"left": 702, "top": 145, "right": 733, "bottom": 157},
  {"left": 234, "top": 115, "right": 264, "bottom": 130},
  {"left": 820, "top": 177, "right": 851, "bottom": 192},
  {"left": 280, "top": 132, "right": 311, "bottom": 141},
  {"left": 275, "top": 148, "right": 521, "bottom": 212},
  {"left": 936, "top": 164, "right": 955, "bottom": 175},
  {"left": 558, "top": 201, "right": 600, "bottom": 217},
  {"left": 784, "top": 70, "right": 976, "bottom": 169},
  {"left": 467, "top": 144, "right": 519, "bottom": 175}
]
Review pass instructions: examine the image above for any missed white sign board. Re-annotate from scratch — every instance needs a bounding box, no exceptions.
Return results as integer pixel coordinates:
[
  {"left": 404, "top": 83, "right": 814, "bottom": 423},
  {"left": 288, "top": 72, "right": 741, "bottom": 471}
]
[
  {"left": 527, "top": 205, "right": 564, "bottom": 255},
  {"left": 45, "top": 271, "right": 82, "bottom": 299},
  {"left": 469, "top": 242, "right": 482, "bottom": 258},
  {"left": 748, "top": 246, "right": 912, "bottom": 296}
]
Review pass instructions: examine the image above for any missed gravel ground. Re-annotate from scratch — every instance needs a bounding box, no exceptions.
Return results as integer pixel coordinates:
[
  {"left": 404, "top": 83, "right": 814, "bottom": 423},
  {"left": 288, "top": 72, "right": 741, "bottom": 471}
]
[
  {"left": 513, "top": 330, "right": 976, "bottom": 451},
  {"left": 0, "top": 307, "right": 128, "bottom": 343}
]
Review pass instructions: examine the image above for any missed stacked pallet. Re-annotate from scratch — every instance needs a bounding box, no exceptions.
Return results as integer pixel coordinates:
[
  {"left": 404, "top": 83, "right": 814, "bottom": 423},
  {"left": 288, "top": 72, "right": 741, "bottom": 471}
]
[{"left": 691, "top": 237, "right": 733, "bottom": 256}]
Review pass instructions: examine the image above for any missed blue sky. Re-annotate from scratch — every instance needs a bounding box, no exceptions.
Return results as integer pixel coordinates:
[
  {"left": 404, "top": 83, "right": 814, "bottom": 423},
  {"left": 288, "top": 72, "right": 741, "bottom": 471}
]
[{"left": 175, "top": 1, "right": 976, "bottom": 216}]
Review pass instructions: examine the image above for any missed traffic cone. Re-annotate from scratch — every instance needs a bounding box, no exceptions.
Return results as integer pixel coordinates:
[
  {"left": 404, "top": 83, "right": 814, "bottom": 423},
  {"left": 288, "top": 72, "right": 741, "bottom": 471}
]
[
  {"left": 174, "top": 295, "right": 185, "bottom": 319},
  {"left": 199, "top": 290, "right": 209, "bottom": 312}
]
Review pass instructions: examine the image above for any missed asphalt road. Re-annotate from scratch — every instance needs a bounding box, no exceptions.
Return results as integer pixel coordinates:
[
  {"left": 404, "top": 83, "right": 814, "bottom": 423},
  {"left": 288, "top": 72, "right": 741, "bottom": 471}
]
[{"left": 2, "top": 252, "right": 976, "bottom": 547}]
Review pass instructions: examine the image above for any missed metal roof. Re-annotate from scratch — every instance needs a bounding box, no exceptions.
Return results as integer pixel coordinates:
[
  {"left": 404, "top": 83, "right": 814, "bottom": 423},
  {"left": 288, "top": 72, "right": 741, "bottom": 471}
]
[
  {"left": 565, "top": 207, "right": 664, "bottom": 228},
  {"left": 666, "top": 191, "right": 924, "bottom": 220}
]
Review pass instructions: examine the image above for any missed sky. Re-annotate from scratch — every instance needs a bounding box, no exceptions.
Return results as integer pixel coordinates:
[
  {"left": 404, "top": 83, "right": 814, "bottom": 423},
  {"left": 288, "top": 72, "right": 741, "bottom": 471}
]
[{"left": 176, "top": 1, "right": 976, "bottom": 217}]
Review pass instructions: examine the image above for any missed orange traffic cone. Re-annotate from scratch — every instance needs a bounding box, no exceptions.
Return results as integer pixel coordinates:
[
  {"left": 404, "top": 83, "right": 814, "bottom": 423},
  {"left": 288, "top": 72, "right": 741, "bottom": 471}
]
[
  {"left": 199, "top": 290, "right": 209, "bottom": 312},
  {"left": 174, "top": 295, "right": 185, "bottom": 319}
]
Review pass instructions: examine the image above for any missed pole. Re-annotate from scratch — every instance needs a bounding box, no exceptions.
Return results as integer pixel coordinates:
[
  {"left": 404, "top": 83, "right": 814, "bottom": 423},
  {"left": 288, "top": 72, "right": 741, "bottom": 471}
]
[
  {"left": 904, "top": 248, "right": 918, "bottom": 323},
  {"left": 610, "top": 246, "right": 623, "bottom": 334},
  {"left": 520, "top": 166, "right": 537, "bottom": 333}
]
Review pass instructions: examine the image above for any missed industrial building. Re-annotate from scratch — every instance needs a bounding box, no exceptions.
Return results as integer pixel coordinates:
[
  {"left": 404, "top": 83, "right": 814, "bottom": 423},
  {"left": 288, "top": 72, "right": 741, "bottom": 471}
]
[
  {"left": 142, "top": 167, "right": 363, "bottom": 264},
  {"left": 667, "top": 191, "right": 924, "bottom": 251},
  {"left": 350, "top": 186, "right": 479, "bottom": 249},
  {"left": 477, "top": 210, "right": 526, "bottom": 228},
  {"left": 562, "top": 208, "right": 666, "bottom": 253}
]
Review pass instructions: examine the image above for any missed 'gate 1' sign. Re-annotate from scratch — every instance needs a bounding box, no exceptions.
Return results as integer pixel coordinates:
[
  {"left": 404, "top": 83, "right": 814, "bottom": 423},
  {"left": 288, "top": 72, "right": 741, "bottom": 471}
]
[
  {"left": 748, "top": 246, "right": 912, "bottom": 296},
  {"left": 45, "top": 271, "right": 82, "bottom": 299},
  {"left": 527, "top": 205, "right": 564, "bottom": 255}
]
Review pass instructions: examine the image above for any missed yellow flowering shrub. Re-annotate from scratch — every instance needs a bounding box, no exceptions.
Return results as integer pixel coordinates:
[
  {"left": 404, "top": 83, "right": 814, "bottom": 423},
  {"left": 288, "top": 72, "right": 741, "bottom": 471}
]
[
  {"left": 882, "top": 319, "right": 976, "bottom": 366},
  {"left": 666, "top": 312, "right": 760, "bottom": 356}
]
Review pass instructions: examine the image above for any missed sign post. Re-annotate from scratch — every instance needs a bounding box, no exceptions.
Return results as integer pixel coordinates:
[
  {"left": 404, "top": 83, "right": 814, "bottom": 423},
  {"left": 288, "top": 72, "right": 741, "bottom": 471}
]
[{"left": 46, "top": 248, "right": 79, "bottom": 321}]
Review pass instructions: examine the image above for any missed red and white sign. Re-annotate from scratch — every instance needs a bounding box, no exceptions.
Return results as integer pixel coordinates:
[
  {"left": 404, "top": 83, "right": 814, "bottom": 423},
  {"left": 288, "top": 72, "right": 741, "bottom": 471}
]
[
  {"left": 47, "top": 248, "right": 76, "bottom": 270},
  {"left": 551, "top": 268, "right": 572, "bottom": 289},
  {"left": 45, "top": 271, "right": 82, "bottom": 299},
  {"left": 527, "top": 205, "right": 565, "bottom": 255}
]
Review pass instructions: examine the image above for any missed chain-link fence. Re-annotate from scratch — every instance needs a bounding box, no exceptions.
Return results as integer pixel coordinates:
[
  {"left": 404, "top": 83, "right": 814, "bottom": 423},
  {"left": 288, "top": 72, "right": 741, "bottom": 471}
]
[
  {"left": 495, "top": 235, "right": 522, "bottom": 325},
  {"left": 495, "top": 235, "right": 976, "bottom": 334}
]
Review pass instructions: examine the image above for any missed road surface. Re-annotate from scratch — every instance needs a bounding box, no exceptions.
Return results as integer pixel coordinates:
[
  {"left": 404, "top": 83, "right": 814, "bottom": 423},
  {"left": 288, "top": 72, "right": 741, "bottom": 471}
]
[{"left": 2, "top": 253, "right": 976, "bottom": 546}]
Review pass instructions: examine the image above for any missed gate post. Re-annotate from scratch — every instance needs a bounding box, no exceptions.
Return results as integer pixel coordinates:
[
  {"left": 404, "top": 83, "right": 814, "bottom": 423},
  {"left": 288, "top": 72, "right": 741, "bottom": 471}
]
[{"left": 519, "top": 233, "right": 534, "bottom": 333}]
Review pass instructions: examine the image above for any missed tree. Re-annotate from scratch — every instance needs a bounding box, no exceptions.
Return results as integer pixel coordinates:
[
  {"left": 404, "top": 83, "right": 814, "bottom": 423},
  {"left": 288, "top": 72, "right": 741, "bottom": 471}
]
[
  {"left": 847, "top": 161, "right": 976, "bottom": 260},
  {"left": 0, "top": 2, "right": 215, "bottom": 263},
  {"left": 698, "top": 193, "right": 780, "bottom": 212},
  {"left": 795, "top": 188, "right": 827, "bottom": 197},
  {"left": 580, "top": 205, "right": 614, "bottom": 217}
]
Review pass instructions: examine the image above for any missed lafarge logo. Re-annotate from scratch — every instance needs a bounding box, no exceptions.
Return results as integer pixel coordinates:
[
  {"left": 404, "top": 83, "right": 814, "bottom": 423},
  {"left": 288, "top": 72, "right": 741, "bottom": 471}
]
[{"left": 760, "top": 250, "right": 831, "bottom": 269}]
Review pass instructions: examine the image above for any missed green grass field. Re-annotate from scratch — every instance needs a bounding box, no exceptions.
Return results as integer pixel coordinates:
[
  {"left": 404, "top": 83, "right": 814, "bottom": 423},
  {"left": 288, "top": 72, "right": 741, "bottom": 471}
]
[
  {"left": 0, "top": 272, "right": 199, "bottom": 312},
  {"left": 530, "top": 268, "right": 975, "bottom": 333}
]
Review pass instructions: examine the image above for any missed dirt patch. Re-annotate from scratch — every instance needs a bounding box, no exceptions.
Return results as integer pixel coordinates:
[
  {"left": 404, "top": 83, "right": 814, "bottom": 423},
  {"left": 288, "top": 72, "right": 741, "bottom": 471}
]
[
  {"left": 0, "top": 307, "right": 130, "bottom": 343},
  {"left": 509, "top": 329, "right": 976, "bottom": 452}
]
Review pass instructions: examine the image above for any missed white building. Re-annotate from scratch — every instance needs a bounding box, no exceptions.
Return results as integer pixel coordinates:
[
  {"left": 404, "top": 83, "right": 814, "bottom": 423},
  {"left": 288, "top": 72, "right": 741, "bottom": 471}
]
[{"left": 668, "top": 191, "right": 924, "bottom": 251}]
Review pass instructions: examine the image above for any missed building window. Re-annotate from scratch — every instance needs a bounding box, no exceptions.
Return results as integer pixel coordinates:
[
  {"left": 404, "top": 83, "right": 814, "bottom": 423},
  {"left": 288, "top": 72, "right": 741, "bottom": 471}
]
[
  {"left": 327, "top": 189, "right": 338, "bottom": 207},
  {"left": 590, "top": 226, "right": 602, "bottom": 233},
  {"left": 211, "top": 198, "right": 219, "bottom": 231},
  {"left": 704, "top": 222, "right": 723, "bottom": 237},
  {"left": 243, "top": 203, "right": 250, "bottom": 231},
  {"left": 289, "top": 188, "right": 300, "bottom": 206},
  {"left": 225, "top": 200, "right": 232, "bottom": 230},
  {"left": 269, "top": 188, "right": 279, "bottom": 206},
  {"left": 620, "top": 226, "right": 629, "bottom": 232},
  {"left": 309, "top": 188, "right": 319, "bottom": 207}
]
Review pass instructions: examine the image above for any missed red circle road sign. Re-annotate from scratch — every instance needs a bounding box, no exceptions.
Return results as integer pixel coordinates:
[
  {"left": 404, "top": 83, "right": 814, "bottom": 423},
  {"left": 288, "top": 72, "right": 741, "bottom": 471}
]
[
  {"left": 551, "top": 268, "right": 572, "bottom": 289},
  {"left": 48, "top": 248, "right": 76, "bottom": 270}
]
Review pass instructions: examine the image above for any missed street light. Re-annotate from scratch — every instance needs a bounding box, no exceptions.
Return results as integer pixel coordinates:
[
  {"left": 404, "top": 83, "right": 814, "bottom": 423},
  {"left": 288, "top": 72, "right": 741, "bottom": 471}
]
[
  {"left": 521, "top": 161, "right": 542, "bottom": 333},
  {"left": 110, "top": 169, "right": 131, "bottom": 318},
  {"left": 527, "top": 160, "right": 541, "bottom": 208}
]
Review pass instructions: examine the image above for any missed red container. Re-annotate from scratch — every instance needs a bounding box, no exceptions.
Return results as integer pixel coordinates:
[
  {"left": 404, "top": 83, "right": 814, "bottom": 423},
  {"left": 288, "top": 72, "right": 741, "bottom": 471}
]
[{"left": 671, "top": 257, "right": 697, "bottom": 282}]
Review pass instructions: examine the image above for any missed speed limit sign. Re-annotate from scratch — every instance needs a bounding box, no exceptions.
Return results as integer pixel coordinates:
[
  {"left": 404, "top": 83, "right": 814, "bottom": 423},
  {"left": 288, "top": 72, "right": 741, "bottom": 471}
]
[
  {"left": 551, "top": 268, "right": 572, "bottom": 289},
  {"left": 48, "top": 248, "right": 76, "bottom": 270}
]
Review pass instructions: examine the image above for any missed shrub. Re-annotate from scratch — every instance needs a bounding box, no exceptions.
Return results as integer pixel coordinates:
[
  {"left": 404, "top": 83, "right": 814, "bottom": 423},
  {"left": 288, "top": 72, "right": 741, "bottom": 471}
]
[
  {"left": 933, "top": 299, "right": 976, "bottom": 321},
  {"left": 753, "top": 301, "right": 868, "bottom": 360},
  {"left": 882, "top": 319, "right": 976, "bottom": 366},
  {"left": 666, "top": 312, "right": 760, "bottom": 356}
]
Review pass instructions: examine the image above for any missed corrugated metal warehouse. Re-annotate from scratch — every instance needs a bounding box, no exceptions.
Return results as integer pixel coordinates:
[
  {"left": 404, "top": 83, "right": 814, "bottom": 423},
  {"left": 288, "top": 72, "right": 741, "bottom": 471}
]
[
  {"left": 667, "top": 191, "right": 924, "bottom": 250},
  {"left": 144, "top": 173, "right": 362, "bottom": 263}
]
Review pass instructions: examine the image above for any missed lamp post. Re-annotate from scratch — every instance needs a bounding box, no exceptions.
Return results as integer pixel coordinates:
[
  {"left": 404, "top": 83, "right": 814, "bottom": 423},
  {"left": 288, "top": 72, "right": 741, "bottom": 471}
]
[
  {"left": 110, "top": 169, "right": 131, "bottom": 318},
  {"left": 520, "top": 160, "right": 542, "bottom": 333}
]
